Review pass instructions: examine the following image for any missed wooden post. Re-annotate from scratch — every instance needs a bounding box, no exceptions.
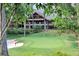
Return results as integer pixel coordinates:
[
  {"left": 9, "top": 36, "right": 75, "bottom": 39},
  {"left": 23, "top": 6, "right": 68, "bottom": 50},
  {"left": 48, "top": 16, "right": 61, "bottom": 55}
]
[
  {"left": 32, "top": 14, "right": 34, "bottom": 29},
  {"left": 46, "top": 21, "right": 48, "bottom": 30},
  {"left": 24, "top": 20, "right": 26, "bottom": 36},
  {"left": 44, "top": 20, "right": 46, "bottom": 30},
  {"left": 44, "top": 14, "right": 46, "bottom": 30},
  {"left": 29, "top": 21, "right": 31, "bottom": 29}
]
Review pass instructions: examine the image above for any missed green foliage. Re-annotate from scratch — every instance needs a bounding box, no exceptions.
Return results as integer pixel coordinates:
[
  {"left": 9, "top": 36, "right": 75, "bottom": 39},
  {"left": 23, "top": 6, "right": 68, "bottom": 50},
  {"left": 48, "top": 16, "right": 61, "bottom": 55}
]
[
  {"left": 3, "top": 3, "right": 34, "bottom": 28},
  {"left": 54, "top": 4, "right": 76, "bottom": 17},
  {"left": 35, "top": 3, "right": 79, "bottom": 34},
  {"left": 53, "top": 16, "right": 78, "bottom": 31},
  {"left": 72, "top": 42, "right": 78, "bottom": 48},
  {"left": 36, "top": 3, "right": 54, "bottom": 15},
  {"left": 7, "top": 28, "right": 30, "bottom": 34},
  {"left": 54, "top": 17, "right": 66, "bottom": 29},
  {"left": 3, "top": 3, "right": 15, "bottom": 23},
  {"left": 4, "top": 3, "right": 78, "bottom": 31},
  {"left": 52, "top": 51, "right": 69, "bottom": 56},
  {"left": 75, "top": 29, "right": 79, "bottom": 33},
  {"left": 7, "top": 28, "right": 23, "bottom": 34},
  {"left": 7, "top": 27, "right": 42, "bottom": 35},
  {"left": 32, "top": 25, "right": 43, "bottom": 33}
]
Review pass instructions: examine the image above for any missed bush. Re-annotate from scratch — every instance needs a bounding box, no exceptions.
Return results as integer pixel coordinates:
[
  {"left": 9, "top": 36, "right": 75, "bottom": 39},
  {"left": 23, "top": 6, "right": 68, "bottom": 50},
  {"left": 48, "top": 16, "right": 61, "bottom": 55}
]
[
  {"left": 55, "top": 51, "right": 69, "bottom": 56},
  {"left": 52, "top": 51, "right": 69, "bottom": 56},
  {"left": 72, "top": 41, "right": 78, "bottom": 48},
  {"left": 75, "top": 29, "right": 79, "bottom": 33},
  {"left": 32, "top": 25, "right": 43, "bottom": 33},
  {"left": 54, "top": 17, "right": 78, "bottom": 31},
  {"left": 7, "top": 28, "right": 18, "bottom": 34},
  {"left": 7, "top": 25, "right": 43, "bottom": 35},
  {"left": 7, "top": 28, "right": 25, "bottom": 34},
  {"left": 7, "top": 28, "right": 37, "bottom": 35}
]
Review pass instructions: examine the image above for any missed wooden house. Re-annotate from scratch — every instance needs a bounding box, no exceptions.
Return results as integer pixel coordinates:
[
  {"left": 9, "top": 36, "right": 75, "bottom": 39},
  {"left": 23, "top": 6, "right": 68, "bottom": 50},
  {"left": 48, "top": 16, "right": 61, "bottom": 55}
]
[
  {"left": 9, "top": 10, "right": 54, "bottom": 30},
  {"left": 26, "top": 10, "right": 54, "bottom": 30}
]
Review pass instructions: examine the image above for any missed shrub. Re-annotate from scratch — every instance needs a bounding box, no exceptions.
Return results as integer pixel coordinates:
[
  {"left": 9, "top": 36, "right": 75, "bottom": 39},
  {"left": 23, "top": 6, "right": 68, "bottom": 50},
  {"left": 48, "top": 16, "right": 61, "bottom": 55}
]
[
  {"left": 7, "top": 28, "right": 25, "bottom": 34},
  {"left": 72, "top": 41, "right": 78, "bottom": 48},
  {"left": 54, "top": 17, "right": 78, "bottom": 30},
  {"left": 32, "top": 25, "right": 43, "bottom": 33},
  {"left": 7, "top": 25, "right": 43, "bottom": 35},
  {"left": 75, "top": 29, "right": 79, "bottom": 33},
  {"left": 7, "top": 28, "right": 18, "bottom": 34},
  {"left": 52, "top": 51, "right": 69, "bottom": 56},
  {"left": 56, "top": 51, "right": 69, "bottom": 56}
]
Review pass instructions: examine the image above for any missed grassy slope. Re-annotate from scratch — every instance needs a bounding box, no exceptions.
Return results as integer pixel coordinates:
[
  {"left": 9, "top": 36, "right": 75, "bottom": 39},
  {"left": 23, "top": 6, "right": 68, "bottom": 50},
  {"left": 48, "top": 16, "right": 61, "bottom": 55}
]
[{"left": 7, "top": 30, "right": 79, "bottom": 56}]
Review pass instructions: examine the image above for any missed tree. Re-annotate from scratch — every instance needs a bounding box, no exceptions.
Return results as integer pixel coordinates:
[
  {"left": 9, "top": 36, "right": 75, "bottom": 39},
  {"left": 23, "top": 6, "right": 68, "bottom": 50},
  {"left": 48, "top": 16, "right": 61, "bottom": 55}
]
[
  {"left": 0, "top": 3, "right": 21, "bottom": 56},
  {"left": 0, "top": 4, "right": 9, "bottom": 56},
  {"left": 35, "top": 3, "right": 54, "bottom": 30},
  {"left": 0, "top": 3, "right": 2, "bottom": 56},
  {"left": 36, "top": 3, "right": 79, "bottom": 47},
  {"left": 73, "top": 3, "right": 79, "bottom": 47},
  {"left": 0, "top": 3, "right": 34, "bottom": 55},
  {"left": 5, "top": 3, "right": 34, "bottom": 36},
  {"left": 22, "top": 3, "right": 34, "bottom": 36},
  {"left": 52, "top": 3, "right": 79, "bottom": 47}
]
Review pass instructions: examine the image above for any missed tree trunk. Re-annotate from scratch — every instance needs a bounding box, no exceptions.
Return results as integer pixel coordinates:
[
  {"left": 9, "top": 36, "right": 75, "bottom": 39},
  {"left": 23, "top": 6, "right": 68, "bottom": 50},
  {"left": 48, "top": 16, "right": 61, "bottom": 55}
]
[
  {"left": 0, "top": 4, "right": 8, "bottom": 56},
  {"left": 1, "top": 4, "right": 8, "bottom": 56},
  {"left": 0, "top": 3, "right": 2, "bottom": 56},
  {"left": 0, "top": 4, "right": 15, "bottom": 56},
  {"left": 75, "top": 32, "right": 79, "bottom": 47},
  {"left": 24, "top": 20, "right": 26, "bottom": 36},
  {"left": 76, "top": 4, "right": 79, "bottom": 47},
  {"left": 44, "top": 13, "right": 46, "bottom": 30}
]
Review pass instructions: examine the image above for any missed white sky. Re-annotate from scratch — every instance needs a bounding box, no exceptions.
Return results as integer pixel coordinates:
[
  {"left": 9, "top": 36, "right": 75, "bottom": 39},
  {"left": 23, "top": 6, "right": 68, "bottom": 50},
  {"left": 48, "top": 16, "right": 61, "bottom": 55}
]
[{"left": 33, "top": 4, "right": 37, "bottom": 10}]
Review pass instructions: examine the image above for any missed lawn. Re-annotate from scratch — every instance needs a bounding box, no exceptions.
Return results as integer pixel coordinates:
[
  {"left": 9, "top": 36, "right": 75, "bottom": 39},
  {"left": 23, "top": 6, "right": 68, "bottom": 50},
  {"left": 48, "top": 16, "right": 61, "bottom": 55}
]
[{"left": 7, "top": 30, "right": 79, "bottom": 56}]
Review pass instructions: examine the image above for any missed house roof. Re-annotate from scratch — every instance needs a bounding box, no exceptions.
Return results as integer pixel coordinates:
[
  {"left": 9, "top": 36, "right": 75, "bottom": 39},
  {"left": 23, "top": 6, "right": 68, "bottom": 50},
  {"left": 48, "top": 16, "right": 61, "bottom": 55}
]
[{"left": 29, "top": 9, "right": 57, "bottom": 20}]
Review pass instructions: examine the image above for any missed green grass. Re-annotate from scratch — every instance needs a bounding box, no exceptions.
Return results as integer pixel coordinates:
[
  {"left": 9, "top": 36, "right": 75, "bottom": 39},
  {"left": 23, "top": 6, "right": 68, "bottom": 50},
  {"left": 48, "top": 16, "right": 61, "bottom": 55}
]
[{"left": 7, "top": 30, "right": 79, "bottom": 56}]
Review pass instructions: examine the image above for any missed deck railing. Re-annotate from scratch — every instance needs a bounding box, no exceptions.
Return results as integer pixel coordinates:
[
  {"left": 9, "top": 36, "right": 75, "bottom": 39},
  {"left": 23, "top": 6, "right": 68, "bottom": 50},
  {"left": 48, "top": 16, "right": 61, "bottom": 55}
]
[{"left": 26, "top": 23, "right": 53, "bottom": 26}]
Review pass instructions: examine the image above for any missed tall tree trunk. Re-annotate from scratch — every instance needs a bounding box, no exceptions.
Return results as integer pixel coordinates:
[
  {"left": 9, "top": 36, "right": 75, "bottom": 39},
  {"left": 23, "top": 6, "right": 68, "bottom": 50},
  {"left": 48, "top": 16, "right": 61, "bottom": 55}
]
[
  {"left": 0, "top": 4, "right": 15, "bottom": 55},
  {"left": 1, "top": 4, "right": 8, "bottom": 56},
  {"left": 76, "top": 4, "right": 79, "bottom": 47},
  {"left": 77, "top": 4, "right": 79, "bottom": 47},
  {"left": 0, "top": 3, "right": 2, "bottom": 56},
  {"left": 0, "top": 4, "right": 8, "bottom": 56}
]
